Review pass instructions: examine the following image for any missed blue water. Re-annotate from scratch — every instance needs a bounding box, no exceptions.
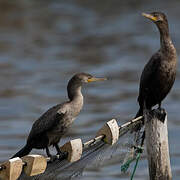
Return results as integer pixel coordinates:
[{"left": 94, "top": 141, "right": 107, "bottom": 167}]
[{"left": 0, "top": 0, "right": 180, "bottom": 179}]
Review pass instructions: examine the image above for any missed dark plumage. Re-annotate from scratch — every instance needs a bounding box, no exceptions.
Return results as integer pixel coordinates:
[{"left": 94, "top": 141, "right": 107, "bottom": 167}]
[
  {"left": 135, "top": 12, "right": 177, "bottom": 119},
  {"left": 11, "top": 73, "right": 106, "bottom": 158}
]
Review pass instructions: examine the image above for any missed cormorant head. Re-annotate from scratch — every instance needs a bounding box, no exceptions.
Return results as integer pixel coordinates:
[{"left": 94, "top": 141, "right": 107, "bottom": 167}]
[
  {"left": 67, "top": 73, "right": 107, "bottom": 100},
  {"left": 142, "top": 12, "right": 168, "bottom": 30},
  {"left": 71, "top": 73, "right": 107, "bottom": 84}
]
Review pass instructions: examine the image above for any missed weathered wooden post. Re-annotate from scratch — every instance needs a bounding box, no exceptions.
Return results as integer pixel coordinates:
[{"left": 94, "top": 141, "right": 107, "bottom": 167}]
[{"left": 145, "top": 109, "right": 172, "bottom": 180}]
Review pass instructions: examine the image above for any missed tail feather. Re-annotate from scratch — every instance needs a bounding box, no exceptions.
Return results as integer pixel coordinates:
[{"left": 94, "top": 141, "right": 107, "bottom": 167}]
[
  {"left": 135, "top": 108, "right": 143, "bottom": 119},
  {"left": 131, "top": 108, "right": 144, "bottom": 132},
  {"left": 11, "top": 145, "right": 32, "bottom": 158}
]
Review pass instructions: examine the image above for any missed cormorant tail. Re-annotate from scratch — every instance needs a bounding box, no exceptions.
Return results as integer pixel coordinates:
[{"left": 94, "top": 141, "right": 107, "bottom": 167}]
[
  {"left": 135, "top": 108, "right": 143, "bottom": 119},
  {"left": 131, "top": 108, "right": 144, "bottom": 132},
  {"left": 11, "top": 144, "right": 32, "bottom": 158}
]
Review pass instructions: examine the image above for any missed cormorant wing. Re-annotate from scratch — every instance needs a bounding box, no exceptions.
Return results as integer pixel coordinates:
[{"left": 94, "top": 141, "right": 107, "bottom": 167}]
[
  {"left": 138, "top": 52, "right": 161, "bottom": 104},
  {"left": 27, "top": 104, "right": 66, "bottom": 141}
]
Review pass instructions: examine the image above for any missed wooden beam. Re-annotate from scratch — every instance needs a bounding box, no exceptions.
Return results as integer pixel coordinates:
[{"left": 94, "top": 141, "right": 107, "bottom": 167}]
[{"left": 145, "top": 109, "right": 172, "bottom": 180}]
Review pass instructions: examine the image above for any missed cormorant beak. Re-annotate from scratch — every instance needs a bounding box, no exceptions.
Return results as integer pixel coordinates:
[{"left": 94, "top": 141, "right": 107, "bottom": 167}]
[
  {"left": 87, "top": 77, "right": 107, "bottom": 83},
  {"left": 142, "top": 13, "right": 158, "bottom": 21}
]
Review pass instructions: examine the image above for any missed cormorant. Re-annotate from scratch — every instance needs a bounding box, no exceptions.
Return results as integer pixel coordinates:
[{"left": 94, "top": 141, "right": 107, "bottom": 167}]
[
  {"left": 11, "top": 73, "right": 106, "bottom": 158},
  {"left": 135, "top": 12, "right": 177, "bottom": 120}
]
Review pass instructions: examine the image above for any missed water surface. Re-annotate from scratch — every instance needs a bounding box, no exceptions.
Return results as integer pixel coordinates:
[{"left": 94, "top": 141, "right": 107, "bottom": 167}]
[{"left": 0, "top": 0, "right": 180, "bottom": 179}]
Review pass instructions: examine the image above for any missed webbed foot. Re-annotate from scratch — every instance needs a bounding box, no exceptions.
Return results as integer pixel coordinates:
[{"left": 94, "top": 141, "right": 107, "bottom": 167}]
[
  {"left": 156, "top": 107, "right": 166, "bottom": 123},
  {"left": 47, "top": 155, "right": 58, "bottom": 163},
  {"left": 57, "top": 151, "right": 67, "bottom": 161}
]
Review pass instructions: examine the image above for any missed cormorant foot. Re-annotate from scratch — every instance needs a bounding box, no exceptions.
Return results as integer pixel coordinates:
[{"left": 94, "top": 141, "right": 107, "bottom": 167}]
[
  {"left": 57, "top": 151, "right": 67, "bottom": 161},
  {"left": 156, "top": 108, "right": 166, "bottom": 123},
  {"left": 48, "top": 155, "right": 58, "bottom": 163}
]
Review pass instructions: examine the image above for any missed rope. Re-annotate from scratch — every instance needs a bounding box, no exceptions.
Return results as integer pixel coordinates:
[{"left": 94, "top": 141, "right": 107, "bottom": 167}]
[
  {"left": 130, "top": 146, "right": 143, "bottom": 180},
  {"left": 121, "top": 132, "right": 144, "bottom": 180},
  {"left": 121, "top": 157, "right": 135, "bottom": 172}
]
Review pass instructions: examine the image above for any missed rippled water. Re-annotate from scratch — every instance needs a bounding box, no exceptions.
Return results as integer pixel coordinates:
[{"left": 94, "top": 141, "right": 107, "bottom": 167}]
[{"left": 0, "top": 0, "right": 180, "bottom": 179}]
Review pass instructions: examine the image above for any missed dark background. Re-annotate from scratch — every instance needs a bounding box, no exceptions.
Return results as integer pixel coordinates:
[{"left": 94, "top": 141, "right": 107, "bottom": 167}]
[{"left": 0, "top": 0, "right": 180, "bottom": 179}]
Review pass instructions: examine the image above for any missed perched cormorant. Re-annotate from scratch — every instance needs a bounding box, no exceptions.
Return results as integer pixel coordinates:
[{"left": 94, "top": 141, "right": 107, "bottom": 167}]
[
  {"left": 12, "top": 73, "right": 106, "bottom": 158},
  {"left": 135, "top": 12, "right": 177, "bottom": 120}
]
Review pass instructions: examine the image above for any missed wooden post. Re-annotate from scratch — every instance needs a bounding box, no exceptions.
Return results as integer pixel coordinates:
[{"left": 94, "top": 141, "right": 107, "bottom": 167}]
[{"left": 145, "top": 109, "right": 172, "bottom": 180}]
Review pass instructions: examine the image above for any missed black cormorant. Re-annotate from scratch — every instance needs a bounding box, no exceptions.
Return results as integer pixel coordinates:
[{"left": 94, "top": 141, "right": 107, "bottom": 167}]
[
  {"left": 135, "top": 12, "right": 177, "bottom": 120},
  {"left": 12, "top": 73, "right": 106, "bottom": 158}
]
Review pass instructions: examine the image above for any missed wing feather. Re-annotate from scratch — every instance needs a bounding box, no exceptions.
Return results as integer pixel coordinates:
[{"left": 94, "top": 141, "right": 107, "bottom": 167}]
[
  {"left": 27, "top": 104, "right": 66, "bottom": 141},
  {"left": 138, "top": 52, "right": 161, "bottom": 105}
]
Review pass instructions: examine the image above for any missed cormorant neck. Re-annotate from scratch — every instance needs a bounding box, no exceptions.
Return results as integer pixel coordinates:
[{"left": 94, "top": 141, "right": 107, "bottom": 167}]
[
  {"left": 67, "top": 80, "right": 83, "bottom": 102},
  {"left": 157, "top": 23, "right": 173, "bottom": 52}
]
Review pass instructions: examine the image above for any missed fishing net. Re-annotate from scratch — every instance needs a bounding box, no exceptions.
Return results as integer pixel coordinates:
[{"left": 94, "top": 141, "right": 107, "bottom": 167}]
[{"left": 18, "top": 116, "right": 144, "bottom": 180}]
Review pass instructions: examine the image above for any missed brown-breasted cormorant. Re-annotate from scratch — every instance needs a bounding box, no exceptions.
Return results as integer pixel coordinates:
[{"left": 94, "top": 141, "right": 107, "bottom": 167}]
[
  {"left": 11, "top": 73, "right": 106, "bottom": 158},
  {"left": 135, "top": 12, "right": 177, "bottom": 120}
]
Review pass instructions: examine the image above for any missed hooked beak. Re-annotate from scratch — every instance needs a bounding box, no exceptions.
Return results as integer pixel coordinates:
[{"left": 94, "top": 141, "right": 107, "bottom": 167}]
[
  {"left": 142, "top": 13, "right": 157, "bottom": 21},
  {"left": 87, "top": 77, "right": 107, "bottom": 83}
]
